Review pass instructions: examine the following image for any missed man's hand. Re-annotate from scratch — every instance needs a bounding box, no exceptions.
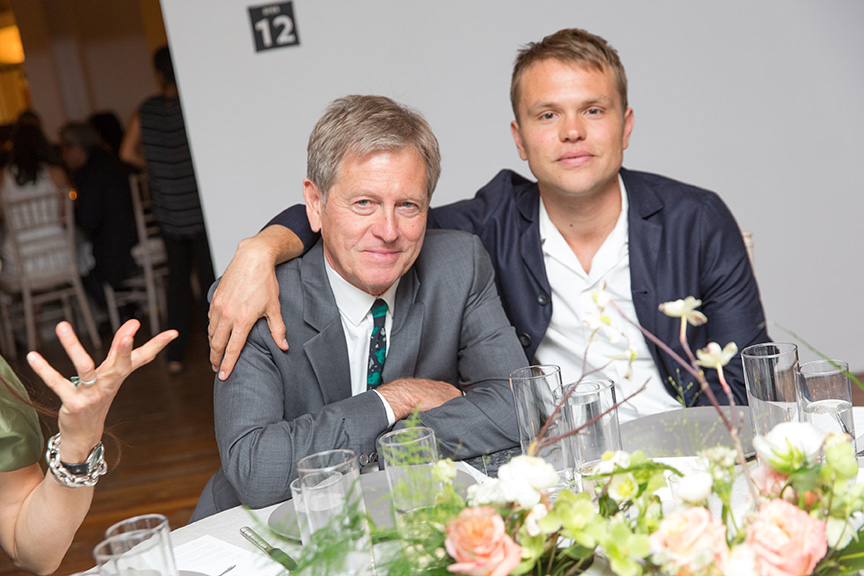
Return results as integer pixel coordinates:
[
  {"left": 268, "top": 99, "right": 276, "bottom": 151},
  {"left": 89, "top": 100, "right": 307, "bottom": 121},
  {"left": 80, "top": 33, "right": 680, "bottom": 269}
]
[
  {"left": 376, "top": 378, "right": 463, "bottom": 421},
  {"left": 208, "top": 226, "right": 303, "bottom": 379}
]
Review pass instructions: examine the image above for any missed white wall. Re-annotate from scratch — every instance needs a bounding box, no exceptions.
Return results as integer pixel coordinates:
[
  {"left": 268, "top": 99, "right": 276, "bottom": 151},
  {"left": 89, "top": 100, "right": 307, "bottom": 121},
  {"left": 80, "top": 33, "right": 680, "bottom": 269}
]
[{"left": 159, "top": 0, "right": 864, "bottom": 370}]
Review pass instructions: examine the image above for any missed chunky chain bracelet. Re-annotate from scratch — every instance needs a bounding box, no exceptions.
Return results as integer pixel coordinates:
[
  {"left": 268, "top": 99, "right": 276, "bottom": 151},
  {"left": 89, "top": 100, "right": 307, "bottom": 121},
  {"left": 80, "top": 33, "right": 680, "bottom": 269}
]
[{"left": 46, "top": 433, "right": 107, "bottom": 488}]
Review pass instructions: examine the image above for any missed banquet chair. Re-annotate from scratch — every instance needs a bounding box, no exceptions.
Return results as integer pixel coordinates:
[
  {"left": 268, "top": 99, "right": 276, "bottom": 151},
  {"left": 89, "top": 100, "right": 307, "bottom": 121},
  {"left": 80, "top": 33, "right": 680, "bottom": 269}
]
[
  {"left": 102, "top": 174, "right": 168, "bottom": 335},
  {"left": 0, "top": 186, "right": 102, "bottom": 359}
]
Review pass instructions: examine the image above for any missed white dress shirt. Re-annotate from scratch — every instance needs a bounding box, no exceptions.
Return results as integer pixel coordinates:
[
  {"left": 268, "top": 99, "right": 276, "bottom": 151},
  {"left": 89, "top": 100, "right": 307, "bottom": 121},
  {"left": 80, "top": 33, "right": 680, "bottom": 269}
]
[
  {"left": 324, "top": 260, "right": 398, "bottom": 425},
  {"left": 533, "top": 176, "right": 682, "bottom": 423}
]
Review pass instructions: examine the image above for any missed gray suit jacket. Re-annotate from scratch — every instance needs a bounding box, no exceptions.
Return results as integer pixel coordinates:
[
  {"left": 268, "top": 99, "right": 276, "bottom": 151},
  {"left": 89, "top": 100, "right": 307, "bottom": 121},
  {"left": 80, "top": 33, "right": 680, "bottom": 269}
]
[{"left": 192, "top": 230, "right": 525, "bottom": 519}]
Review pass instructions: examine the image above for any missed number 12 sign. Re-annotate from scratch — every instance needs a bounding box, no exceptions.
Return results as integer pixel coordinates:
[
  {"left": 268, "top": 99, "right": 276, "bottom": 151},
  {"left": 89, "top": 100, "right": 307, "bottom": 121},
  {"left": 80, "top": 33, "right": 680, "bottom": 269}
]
[{"left": 249, "top": 2, "right": 300, "bottom": 52}]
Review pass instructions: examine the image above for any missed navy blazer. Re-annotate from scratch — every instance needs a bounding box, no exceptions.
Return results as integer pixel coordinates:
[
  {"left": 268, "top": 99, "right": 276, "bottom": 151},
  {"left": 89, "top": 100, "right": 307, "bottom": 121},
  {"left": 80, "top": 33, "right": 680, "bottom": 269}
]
[{"left": 274, "top": 168, "right": 770, "bottom": 406}]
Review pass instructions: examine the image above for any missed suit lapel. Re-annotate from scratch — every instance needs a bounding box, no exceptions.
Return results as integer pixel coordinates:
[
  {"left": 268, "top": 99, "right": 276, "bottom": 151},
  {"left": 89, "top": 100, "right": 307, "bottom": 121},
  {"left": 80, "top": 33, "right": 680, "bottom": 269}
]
[
  {"left": 516, "top": 184, "right": 549, "bottom": 292},
  {"left": 382, "top": 267, "right": 423, "bottom": 380},
  {"left": 300, "top": 242, "right": 352, "bottom": 404},
  {"left": 623, "top": 168, "right": 663, "bottom": 337}
]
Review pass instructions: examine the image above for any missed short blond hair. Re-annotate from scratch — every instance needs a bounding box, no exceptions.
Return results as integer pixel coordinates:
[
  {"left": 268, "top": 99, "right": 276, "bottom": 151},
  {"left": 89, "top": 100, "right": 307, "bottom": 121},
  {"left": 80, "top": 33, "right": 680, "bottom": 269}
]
[{"left": 510, "top": 28, "right": 628, "bottom": 119}]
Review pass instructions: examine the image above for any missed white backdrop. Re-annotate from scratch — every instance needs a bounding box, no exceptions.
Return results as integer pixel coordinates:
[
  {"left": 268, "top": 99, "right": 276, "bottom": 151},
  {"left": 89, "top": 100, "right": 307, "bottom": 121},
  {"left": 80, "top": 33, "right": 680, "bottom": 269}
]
[{"left": 159, "top": 0, "right": 864, "bottom": 370}]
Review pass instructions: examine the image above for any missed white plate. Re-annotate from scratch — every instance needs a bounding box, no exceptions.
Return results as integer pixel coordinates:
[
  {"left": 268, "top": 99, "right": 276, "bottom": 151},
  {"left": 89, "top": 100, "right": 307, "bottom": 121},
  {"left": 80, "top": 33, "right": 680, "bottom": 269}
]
[
  {"left": 268, "top": 469, "right": 476, "bottom": 541},
  {"left": 621, "top": 406, "right": 754, "bottom": 458}
]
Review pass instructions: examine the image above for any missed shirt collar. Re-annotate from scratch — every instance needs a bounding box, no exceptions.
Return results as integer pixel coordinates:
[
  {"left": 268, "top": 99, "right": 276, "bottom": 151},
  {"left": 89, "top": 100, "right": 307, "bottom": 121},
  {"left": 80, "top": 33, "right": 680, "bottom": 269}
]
[{"left": 324, "top": 257, "right": 399, "bottom": 326}]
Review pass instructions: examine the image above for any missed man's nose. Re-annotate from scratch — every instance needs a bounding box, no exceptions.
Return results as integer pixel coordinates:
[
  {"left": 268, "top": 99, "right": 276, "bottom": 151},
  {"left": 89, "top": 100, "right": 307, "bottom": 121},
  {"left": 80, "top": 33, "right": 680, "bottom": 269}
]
[
  {"left": 560, "top": 114, "right": 584, "bottom": 142},
  {"left": 372, "top": 209, "right": 399, "bottom": 242}
]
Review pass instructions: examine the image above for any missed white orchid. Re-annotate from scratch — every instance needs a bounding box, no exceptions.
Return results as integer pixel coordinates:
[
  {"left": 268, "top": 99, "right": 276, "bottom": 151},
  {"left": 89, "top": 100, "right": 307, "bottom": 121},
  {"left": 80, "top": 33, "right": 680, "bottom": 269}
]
[
  {"left": 496, "top": 455, "right": 559, "bottom": 508},
  {"left": 752, "top": 421, "right": 828, "bottom": 473},
  {"left": 695, "top": 342, "right": 739, "bottom": 369},
  {"left": 658, "top": 296, "right": 708, "bottom": 326}
]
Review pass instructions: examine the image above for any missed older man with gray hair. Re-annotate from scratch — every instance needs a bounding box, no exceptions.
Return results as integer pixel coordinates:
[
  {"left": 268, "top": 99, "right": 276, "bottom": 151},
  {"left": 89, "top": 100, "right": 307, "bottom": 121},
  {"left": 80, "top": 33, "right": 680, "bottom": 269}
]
[{"left": 191, "top": 95, "right": 525, "bottom": 519}]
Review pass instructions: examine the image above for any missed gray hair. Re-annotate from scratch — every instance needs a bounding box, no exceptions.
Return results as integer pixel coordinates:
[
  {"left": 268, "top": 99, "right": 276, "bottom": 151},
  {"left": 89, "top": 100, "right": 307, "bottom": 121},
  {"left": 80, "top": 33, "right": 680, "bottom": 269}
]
[{"left": 307, "top": 95, "right": 441, "bottom": 201}]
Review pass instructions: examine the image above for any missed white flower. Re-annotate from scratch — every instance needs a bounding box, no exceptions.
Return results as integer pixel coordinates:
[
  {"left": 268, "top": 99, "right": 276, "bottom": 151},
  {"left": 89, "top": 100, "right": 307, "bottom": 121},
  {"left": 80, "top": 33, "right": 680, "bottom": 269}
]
[
  {"left": 497, "top": 455, "right": 559, "bottom": 508},
  {"left": 658, "top": 296, "right": 708, "bottom": 326},
  {"left": 826, "top": 517, "right": 855, "bottom": 549},
  {"left": 725, "top": 543, "right": 758, "bottom": 576},
  {"left": 466, "top": 478, "right": 506, "bottom": 506},
  {"left": 607, "top": 472, "right": 639, "bottom": 503},
  {"left": 695, "top": 342, "right": 738, "bottom": 369},
  {"left": 523, "top": 504, "right": 548, "bottom": 537},
  {"left": 582, "top": 311, "right": 622, "bottom": 344},
  {"left": 674, "top": 471, "right": 713, "bottom": 504},
  {"left": 593, "top": 281, "right": 611, "bottom": 310},
  {"left": 752, "top": 421, "right": 828, "bottom": 472},
  {"left": 593, "top": 451, "right": 631, "bottom": 475},
  {"left": 432, "top": 458, "right": 457, "bottom": 483}
]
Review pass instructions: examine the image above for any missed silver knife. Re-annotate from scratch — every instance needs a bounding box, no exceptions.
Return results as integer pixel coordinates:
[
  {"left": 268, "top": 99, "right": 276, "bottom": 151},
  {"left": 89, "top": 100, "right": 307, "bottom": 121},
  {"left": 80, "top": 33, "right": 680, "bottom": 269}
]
[{"left": 240, "top": 525, "right": 298, "bottom": 572}]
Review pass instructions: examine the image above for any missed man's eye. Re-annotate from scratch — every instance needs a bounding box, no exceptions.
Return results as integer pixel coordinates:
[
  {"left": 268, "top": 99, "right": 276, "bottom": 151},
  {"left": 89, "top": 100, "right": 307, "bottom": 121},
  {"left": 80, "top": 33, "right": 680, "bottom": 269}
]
[
  {"left": 586, "top": 108, "right": 602, "bottom": 116},
  {"left": 540, "top": 112, "right": 556, "bottom": 120},
  {"left": 356, "top": 200, "right": 371, "bottom": 207}
]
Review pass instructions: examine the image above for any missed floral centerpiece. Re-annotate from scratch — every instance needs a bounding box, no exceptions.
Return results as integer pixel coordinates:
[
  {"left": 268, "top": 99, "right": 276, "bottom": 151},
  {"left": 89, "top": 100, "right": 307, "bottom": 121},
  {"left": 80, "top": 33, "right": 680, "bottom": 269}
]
[{"left": 288, "top": 290, "right": 864, "bottom": 576}]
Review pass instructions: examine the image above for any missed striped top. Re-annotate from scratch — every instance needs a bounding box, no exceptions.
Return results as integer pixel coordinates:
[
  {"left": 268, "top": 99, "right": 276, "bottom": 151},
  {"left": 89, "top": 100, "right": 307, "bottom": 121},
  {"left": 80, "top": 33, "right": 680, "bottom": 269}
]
[{"left": 139, "top": 95, "right": 206, "bottom": 236}]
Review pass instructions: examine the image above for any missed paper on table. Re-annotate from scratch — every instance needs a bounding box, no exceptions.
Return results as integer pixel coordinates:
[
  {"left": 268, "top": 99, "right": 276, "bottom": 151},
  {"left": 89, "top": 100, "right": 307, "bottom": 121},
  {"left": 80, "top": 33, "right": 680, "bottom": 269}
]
[{"left": 173, "top": 534, "right": 287, "bottom": 576}]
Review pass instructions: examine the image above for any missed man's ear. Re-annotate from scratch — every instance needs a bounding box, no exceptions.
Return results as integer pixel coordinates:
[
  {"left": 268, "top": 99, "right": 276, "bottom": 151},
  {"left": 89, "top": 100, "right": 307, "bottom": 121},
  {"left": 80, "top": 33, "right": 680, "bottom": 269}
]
[
  {"left": 303, "top": 179, "right": 323, "bottom": 232},
  {"left": 510, "top": 120, "right": 528, "bottom": 161}
]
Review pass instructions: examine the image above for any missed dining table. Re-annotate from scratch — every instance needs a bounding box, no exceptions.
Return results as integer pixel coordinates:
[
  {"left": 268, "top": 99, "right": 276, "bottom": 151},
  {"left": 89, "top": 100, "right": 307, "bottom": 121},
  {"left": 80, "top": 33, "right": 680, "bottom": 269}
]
[{"left": 155, "top": 406, "right": 864, "bottom": 575}]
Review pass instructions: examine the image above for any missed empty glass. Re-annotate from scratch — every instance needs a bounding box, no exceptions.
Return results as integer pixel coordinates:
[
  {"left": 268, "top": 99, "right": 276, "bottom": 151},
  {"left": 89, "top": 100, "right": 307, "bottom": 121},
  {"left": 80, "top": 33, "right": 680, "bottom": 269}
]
[
  {"left": 509, "top": 365, "right": 568, "bottom": 483},
  {"left": 742, "top": 342, "right": 799, "bottom": 437}
]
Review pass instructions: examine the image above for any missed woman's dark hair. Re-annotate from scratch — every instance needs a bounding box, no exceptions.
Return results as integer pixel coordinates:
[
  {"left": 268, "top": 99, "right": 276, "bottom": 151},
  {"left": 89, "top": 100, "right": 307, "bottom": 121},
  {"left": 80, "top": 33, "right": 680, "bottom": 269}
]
[{"left": 8, "top": 122, "right": 54, "bottom": 186}]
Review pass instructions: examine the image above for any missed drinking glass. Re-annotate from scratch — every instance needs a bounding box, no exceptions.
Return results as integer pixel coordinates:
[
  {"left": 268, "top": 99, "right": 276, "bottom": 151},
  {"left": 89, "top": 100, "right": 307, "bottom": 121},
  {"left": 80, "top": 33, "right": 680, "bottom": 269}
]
[
  {"left": 94, "top": 529, "right": 178, "bottom": 576},
  {"left": 742, "top": 342, "right": 799, "bottom": 437},
  {"left": 101, "top": 514, "right": 177, "bottom": 576},
  {"left": 379, "top": 427, "right": 440, "bottom": 522},
  {"left": 509, "top": 365, "right": 568, "bottom": 483},
  {"left": 557, "top": 379, "right": 623, "bottom": 491},
  {"left": 797, "top": 359, "right": 856, "bottom": 453},
  {"left": 297, "top": 449, "right": 373, "bottom": 574},
  {"left": 289, "top": 477, "right": 313, "bottom": 546}
]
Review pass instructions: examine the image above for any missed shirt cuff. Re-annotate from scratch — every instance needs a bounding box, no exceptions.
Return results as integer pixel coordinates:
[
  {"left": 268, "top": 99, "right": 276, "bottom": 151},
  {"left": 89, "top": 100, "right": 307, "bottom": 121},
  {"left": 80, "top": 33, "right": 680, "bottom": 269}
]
[{"left": 373, "top": 389, "right": 396, "bottom": 426}]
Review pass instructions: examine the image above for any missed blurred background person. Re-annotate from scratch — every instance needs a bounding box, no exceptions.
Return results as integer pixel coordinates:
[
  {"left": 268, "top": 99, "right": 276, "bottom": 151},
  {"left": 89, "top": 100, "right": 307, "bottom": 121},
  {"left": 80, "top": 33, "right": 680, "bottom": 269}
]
[
  {"left": 0, "top": 319, "right": 177, "bottom": 574},
  {"left": 87, "top": 111, "right": 126, "bottom": 160},
  {"left": 121, "top": 45, "right": 214, "bottom": 375},
  {"left": 59, "top": 122, "right": 138, "bottom": 317},
  {"left": 0, "top": 118, "right": 68, "bottom": 281}
]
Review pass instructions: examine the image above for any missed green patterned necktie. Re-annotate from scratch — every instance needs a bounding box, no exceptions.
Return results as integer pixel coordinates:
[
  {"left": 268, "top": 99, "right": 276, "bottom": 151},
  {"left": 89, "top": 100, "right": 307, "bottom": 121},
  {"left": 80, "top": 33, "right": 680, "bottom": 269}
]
[{"left": 366, "top": 299, "right": 388, "bottom": 388}]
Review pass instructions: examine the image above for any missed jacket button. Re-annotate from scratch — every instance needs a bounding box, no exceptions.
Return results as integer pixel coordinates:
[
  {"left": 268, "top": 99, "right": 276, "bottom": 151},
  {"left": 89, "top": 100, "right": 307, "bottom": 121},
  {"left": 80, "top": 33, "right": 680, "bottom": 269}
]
[
  {"left": 537, "top": 292, "right": 549, "bottom": 306},
  {"left": 359, "top": 454, "right": 370, "bottom": 466},
  {"left": 518, "top": 333, "right": 532, "bottom": 347}
]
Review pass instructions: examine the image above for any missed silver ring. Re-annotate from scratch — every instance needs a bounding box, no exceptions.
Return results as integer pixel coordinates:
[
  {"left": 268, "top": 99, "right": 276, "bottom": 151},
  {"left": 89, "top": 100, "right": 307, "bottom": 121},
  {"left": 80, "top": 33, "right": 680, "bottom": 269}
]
[{"left": 71, "top": 375, "right": 98, "bottom": 388}]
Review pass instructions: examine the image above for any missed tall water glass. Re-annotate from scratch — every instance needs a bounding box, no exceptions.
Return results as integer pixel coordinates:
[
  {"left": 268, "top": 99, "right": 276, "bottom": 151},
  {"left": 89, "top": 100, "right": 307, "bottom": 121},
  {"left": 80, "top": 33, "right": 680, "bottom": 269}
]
[
  {"left": 94, "top": 529, "right": 178, "bottom": 576},
  {"left": 558, "top": 379, "right": 623, "bottom": 491},
  {"left": 509, "top": 365, "right": 568, "bottom": 483},
  {"left": 797, "top": 359, "right": 856, "bottom": 453},
  {"left": 297, "top": 449, "right": 373, "bottom": 574},
  {"left": 742, "top": 342, "right": 799, "bottom": 437},
  {"left": 379, "top": 427, "right": 440, "bottom": 518}
]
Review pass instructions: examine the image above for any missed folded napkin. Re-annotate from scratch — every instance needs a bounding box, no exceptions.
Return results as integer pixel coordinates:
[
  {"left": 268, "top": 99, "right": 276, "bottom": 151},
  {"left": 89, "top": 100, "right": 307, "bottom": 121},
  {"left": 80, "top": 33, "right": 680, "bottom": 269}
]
[{"left": 174, "top": 534, "right": 287, "bottom": 576}]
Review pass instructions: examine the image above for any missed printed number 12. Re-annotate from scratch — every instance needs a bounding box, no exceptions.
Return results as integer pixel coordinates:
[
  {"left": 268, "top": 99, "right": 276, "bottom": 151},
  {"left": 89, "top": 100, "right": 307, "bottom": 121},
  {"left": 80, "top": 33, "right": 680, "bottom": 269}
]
[{"left": 254, "top": 15, "right": 296, "bottom": 48}]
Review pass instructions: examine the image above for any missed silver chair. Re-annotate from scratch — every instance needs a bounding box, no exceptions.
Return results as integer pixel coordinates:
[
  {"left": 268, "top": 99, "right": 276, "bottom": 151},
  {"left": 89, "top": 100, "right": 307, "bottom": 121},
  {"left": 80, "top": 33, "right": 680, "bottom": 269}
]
[
  {"left": 102, "top": 174, "right": 168, "bottom": 335},
  {"left": 0, "top": 186, "right": 102, "bottom": 358}
]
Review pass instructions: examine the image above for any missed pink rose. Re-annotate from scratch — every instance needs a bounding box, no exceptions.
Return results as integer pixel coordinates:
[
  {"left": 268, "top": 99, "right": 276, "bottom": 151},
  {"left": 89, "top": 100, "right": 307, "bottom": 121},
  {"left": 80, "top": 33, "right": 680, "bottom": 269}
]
[
  {"left": 445, "top": 506, "right": 522, "bottom": 576},
  {"left": 649, "top": 507, "right": 728, "bottom": 575},
  {"left": 752, "top": 465, "right": 790, "bottom": 499},
  {"left": 747, "top": 499, "right": 827, "bottom": 576}
]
